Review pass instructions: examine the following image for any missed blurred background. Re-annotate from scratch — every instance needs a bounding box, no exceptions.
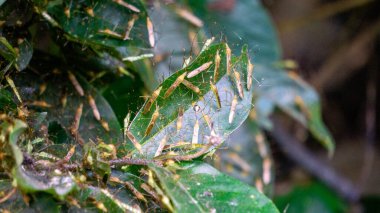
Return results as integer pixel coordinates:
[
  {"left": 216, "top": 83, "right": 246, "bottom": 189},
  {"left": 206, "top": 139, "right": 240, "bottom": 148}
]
[{"left": 264, "top": 0, "right": 380, "bottom": 212}]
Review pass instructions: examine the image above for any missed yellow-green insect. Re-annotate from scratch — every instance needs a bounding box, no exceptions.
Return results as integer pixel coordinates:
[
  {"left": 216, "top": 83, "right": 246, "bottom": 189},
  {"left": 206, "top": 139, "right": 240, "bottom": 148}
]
[
  {"left": 182, "top": 79, "right": 200, "bottom": 94},
  {"left": 145, "top": 106, "right": 160, "bottom": 136},
  {"left": 143, "top": 86, "right": 162, "bottom": 114},
  {"left": 226, "top": 44, "right": 232, "bottom": 75},
  {"left": 88, "top": 95, "right": 101, "bottom": 121},
  {"left": 154, "top": 135, "right": 167, "bottom": 157},
  {"left": 68, "top": 71, "right": 84, "bottom": 96},
  {"left": 213, "top": 50, "right": 221, "bottom": 83},
  {"left": 247, "top": 59, "right": 254, "bottom": 90},
  {"left": 191, "top": 120, "right": 199, "bottom": 144},
  {"left": 164, "top": 72, "right": 187, "bottom": 98},
  {"left": 233, "top": 69, "right": 244, "bottom": 99},
  {"left": 187, "top": 61, "right": 213, "bottom": 78},
  {"left": 176, "top": 107, "right": 184, "bottom": 133},
  {"left": 210, "top": 81, "right": 221, "bottom": 109},
  {"left": 229, "top": 95, "right": 238, "bottom": 124}
]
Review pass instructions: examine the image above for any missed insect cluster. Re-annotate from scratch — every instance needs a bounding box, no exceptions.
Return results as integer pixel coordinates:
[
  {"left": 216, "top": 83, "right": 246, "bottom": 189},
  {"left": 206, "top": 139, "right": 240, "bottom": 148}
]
[{"left": 126, "top": 43, "right": 256, "bottom": 160}]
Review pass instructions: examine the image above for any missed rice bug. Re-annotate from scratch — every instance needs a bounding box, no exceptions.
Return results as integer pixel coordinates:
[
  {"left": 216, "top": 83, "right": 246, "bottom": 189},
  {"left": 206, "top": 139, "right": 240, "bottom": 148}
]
[
  {"left": 213, "top": 50, "right": 221, "bottom": 83},
  {"left": 210, "top": 81, "right": 221, "bottom": 109},
  {"left": 229, "top": 95, "right": 238, "bottom": 124},
  {"left": 98, "top": 29, "right": 123, "bottom": 39},
  {"left": 64, "top": 7, "right": 70, "bottom": 18},
  {"left": 68, "top": 71, "right": 84, "bottom": 96},
  {"left": 70, "top": 103, "right": 83, "bottom": 135},
  {"left": 39, "top": 83, "right": 47, "bottom": 95},
  {"left": 233, "top": 69, "right": 244, "bottom": 99},
  {"left": 182, "top": 79, "right": 200, "bottom": 94},
  {"left": 247, "top": 59, "right": 254, "bottom": 90},
  {"left": 145, "top": 106, "right": 160, "bottom": 136},
  {"left": 5, "top": 76, "right": 22, "bottom": 103},
  {"left": 143, "top": 86, "right": 162, "bottom": 114},
  {"left": 124, "top": 112, "right": 131, "bottom": 134},
  {"left": 176, "top": 107, "right": 184, "bottom": 133},
  {"left": 226, "top": 43, "right": 232, "bottom": 75},
  {"left": 164, "top": 72, "right": 187, "bottom": 99},
  {"left": 154, "top": 135, "right": 167, "bottom": 157},
  {"left": 174, "top": 8, "right": 203, "bottom": 28},
  {"left": 113, "top": 0, "right": 140, "bottom": 13},
  {"left": 263, "top": 158, "right": 272, "bottom": 185},
  {"left": 126, "top": 130, "right": 143, "bottom": 154},
  {"left": 187, "top": 61, "right": 213, "bottom": 78},
  {"left": 147, "top": 17, "right": 155, "bottom": 47},
  {"left": 85, "top": 7, "right": 94, "bottom": 17},
  {"left": 124, "top": 14, "right": 138, "bottom": 40},
  {"left": 191, "top": 120, "right": 199, "bottom": 144},
  {"left": 100, "top": 119, "right": 110, "bottom": 132},
  {"left": 88, "top": 95, "right": 101, "bottom": 121},
  {"left": 200, "top": 37, "right": 215, "bottom": 53}
]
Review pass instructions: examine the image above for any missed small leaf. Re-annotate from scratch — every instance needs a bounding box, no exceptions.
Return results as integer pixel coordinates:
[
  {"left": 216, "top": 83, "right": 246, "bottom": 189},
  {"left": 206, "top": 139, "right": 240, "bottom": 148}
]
[
  {"left": 128, "top": 43, "right": 255, "bottom": 158},
  {"left": 149, "top": 161, "right": 279, "bottom": 212}
]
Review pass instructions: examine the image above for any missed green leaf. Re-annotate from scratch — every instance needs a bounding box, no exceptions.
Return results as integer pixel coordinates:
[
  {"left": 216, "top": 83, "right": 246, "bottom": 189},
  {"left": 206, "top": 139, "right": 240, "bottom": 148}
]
[
  {"left": 12, "top": 167, "right": 77, "bottom": 200},
  {"left": 188, "top": 0, "right": 282, "bottom": 64},
  {"left": 44, "top": 0, "right": 152, "bottom": 57},
  {"left": 274, "top": 182, "right": 347, "bottom": 213},
  {"left": 253, "top": 65, "right": 335, "bottom": 153},
  {"left": 128, "top": 43, "right": 254, "bottom": 158},
  {"left": 14, "top": 59, "right": 123, "bottom": 148},
  {"left": 149, "top": 161, "right": 279, "bottom": 212},
  {"left": 0, "top": 0, "right": 6, "bottom": 6}
]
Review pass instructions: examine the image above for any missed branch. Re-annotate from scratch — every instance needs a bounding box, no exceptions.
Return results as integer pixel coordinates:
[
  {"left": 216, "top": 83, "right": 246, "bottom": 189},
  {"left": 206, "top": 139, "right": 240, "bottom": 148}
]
[{"left": 270, "top": 119, "right": 360, "bottom": 202}]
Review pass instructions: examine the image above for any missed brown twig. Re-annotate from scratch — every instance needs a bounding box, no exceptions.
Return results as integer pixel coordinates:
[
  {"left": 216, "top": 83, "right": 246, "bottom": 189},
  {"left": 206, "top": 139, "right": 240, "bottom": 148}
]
[{"left": 270, "top": 118, "right": 360, "bottom": 202}]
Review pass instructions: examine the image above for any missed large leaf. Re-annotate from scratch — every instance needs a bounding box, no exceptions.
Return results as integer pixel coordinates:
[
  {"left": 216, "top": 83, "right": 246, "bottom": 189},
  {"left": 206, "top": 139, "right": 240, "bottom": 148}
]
[
  {"left": 128, "top": 43, "right": 254, "bottom": 158},
  {"left": 42, "top": 0, "right": 152, "bottom": 58},
  {"left": 149, "top": 161, "right": 279, "bottom": 212},
  {"left": 253, "top": 65, "right": 334, "bottom": 153}
]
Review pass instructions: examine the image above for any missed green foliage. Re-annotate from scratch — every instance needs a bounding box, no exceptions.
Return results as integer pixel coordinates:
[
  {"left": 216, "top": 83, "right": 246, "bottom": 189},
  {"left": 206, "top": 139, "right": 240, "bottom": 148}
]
[
  {"left": 0, "top": 0, "right": 335, "bottom": 212},
  {"left": 274, "top": 182, "right": 347, "bottom": 213}
]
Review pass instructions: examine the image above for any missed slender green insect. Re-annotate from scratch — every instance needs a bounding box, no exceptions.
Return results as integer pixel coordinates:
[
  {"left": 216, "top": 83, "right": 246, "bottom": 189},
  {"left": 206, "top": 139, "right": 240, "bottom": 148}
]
[
  {"left": 233, "top": 69, "right": 244, "bottom": 99},
  {"left": 210, "top": 81, "right": 221, "bottom": 109},
  {"left": 143, "top": 86, "right": 162, "bottom": 114},
  {"left": 176, "top": 107, "right": 184, "bottom": 133},
  {"left": 229, "top": 95, "right": 238, "bottom": 124},
  {"left": 226, "top": 43, "right": 232, "bottom": 75},
  {"left": 247, "top": 59, "right": 254, "bottom": 90},
  {"left": 187, "top": 61, "right": 213, "bottom": 78},
  {"left": 164, "top": 72, "right": 187, "bottom": 98},
  {"left": 191, "top": 120, "right": 199, "bottom": 144},
  {"left": 145, "top": 106, "right": 160, "bottom": 136},
  {"left": 154, "top": 135, "right": 167, "bottom": 157},
  {"left": 213, "top": 50, "right": 221, "bottom": 83},
  {"left": 182, "top": 79, "right": 200, "bottom": 94}
]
